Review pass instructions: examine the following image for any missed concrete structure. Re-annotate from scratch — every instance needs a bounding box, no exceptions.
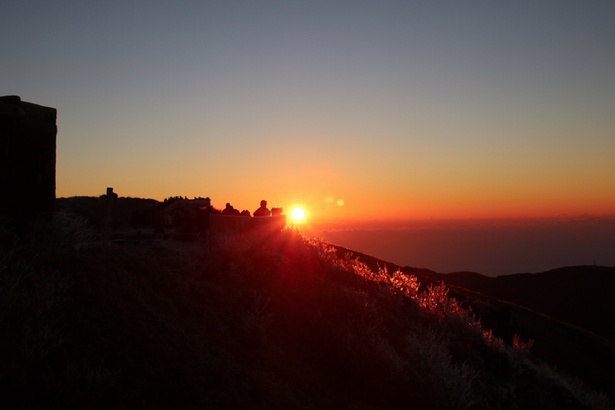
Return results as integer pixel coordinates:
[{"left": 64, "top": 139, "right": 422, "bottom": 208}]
[
  {"left": 209, "top": 214, "right": 286, "bottom": 239},
  {"left": 0, "top": 96, "right": 57, "bottom": 228}
]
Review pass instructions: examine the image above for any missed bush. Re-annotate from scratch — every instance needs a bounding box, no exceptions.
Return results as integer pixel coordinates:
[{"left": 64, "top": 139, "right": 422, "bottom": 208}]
[{"left": 406, "top": 327, "right": 480, "bottom": 409}]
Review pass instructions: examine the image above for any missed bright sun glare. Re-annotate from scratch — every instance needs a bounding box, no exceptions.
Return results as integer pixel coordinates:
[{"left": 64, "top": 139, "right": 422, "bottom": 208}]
[{"left": 290, "top": 207, "right": 305, "bottom": 222}]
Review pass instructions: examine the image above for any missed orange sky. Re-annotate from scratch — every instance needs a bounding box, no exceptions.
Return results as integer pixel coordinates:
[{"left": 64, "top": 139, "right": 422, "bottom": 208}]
[{"left": 5, "top": 2, "right": 614, "bottom": 222}]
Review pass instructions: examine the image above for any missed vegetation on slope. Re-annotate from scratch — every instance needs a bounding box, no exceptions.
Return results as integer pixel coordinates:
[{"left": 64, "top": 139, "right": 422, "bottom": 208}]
[
  {"left": 426, "top": 267, "right": 615, "bottom": 340},
  {"left": 410, "top": 269, "right": 615, "bottom": 396},
  {"left": 1, "top": 211, "right": 612, "bottom": 409}
]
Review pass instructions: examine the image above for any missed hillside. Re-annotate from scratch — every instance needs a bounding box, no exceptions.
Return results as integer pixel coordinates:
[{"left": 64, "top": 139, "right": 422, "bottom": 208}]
[
  {"left": 330, "top": 245, "right": 615, "bottom": 399},
  {"left": 421, "top": 267, "right": 615, "bottom": 341},
  {"left": 416, "top": 270, "right": 615, "bottom": 398},
  {"left": 1, "top": 209, "right": 613, "bottom": 409}
]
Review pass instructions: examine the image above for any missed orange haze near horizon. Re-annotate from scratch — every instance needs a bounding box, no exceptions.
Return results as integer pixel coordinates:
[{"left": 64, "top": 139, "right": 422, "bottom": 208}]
[{"left": 56, "top": 167, "right": 615, "bottom": 224}]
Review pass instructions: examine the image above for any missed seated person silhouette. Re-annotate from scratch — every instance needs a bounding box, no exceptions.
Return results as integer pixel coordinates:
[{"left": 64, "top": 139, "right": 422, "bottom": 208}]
[
  {"left": 253, "top": 200, "right": 271, "bottom": 217},
  {"left": 221, "top": 202, "right": 240, "bottom": 215}
]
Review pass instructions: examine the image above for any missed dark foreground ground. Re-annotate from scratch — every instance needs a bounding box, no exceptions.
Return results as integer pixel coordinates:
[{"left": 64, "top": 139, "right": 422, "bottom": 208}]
[{"left": 2, "top": 204, "right": 613, "bottom": 409}]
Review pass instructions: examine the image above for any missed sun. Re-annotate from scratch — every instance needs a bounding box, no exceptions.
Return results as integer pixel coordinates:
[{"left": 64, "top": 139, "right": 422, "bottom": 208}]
[{"left": 290, "top": 207, "right": 305, "bottom": 222}]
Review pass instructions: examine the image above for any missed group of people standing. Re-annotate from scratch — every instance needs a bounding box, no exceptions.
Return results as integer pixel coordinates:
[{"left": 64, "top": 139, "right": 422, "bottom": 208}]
[{"left": 220, "top": 199, "right": 272, "bottom": 217}]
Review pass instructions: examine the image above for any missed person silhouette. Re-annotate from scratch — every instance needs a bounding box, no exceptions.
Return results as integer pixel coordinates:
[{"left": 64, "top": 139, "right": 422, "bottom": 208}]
[
  {"left": 221, "top": 202, "right": 240, "bottom": 215},
  {"left": 253, "top": 200, "right": 271, "bottom": 217}
]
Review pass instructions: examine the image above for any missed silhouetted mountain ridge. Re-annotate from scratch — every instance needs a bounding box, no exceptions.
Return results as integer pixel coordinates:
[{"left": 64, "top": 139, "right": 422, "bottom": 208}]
[{"left": 422, "top": 265, "right": 615, "bottom": 341}]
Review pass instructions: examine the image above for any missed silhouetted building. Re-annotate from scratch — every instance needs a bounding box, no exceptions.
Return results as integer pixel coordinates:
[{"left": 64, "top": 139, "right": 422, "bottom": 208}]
[{"left": 0, "top": 96, "right": 57, "bottom": 229}]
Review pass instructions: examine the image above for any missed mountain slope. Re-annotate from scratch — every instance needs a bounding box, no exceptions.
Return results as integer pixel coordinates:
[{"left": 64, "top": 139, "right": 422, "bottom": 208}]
[
  {"left": 1, "top": 214, "right": 613, "bottom": 409},
  {"left": 424, "top": 266, "right": 615, "bottom": 340},
  {"left": 328, "top": 245, "right": 615, "bottom": 401}
]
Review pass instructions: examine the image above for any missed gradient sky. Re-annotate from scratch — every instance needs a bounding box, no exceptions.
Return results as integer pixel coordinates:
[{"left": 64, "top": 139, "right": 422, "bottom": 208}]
[{"left": 3, "top": 1, "right": 615, "bottom": 222}]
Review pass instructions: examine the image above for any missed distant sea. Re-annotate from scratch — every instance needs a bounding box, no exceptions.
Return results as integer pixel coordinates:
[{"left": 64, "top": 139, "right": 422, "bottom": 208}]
[{"left": 306, "top": 216, "right": 615, "bottom": 277}]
